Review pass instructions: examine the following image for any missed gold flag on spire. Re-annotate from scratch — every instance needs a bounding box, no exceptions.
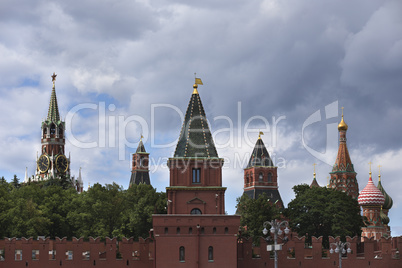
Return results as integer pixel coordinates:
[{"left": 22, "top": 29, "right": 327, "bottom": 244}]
[{"left": 195, "top": 78, "right": 203, "bottom": 85}]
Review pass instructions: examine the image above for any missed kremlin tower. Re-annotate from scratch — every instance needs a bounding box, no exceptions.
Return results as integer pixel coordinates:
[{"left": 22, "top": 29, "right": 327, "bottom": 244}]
[
  {"left": 243, "top": 133, "right": 283, "bottom": 208},
  {"left": 35, "top": 73, "right": 70, "bottom": 180},
  {"left": 152, "top": 78, "right": 240, "bottom": 267},
  {"left": 33, "top": 73, "right": 83, "bottom": 192},
  {"left": 129, "top": 137, "right": 151, "bottom": 186}
]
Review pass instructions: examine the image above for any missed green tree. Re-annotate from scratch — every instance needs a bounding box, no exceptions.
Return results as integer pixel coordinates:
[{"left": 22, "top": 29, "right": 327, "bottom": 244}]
[
  {"left": 12, "top": 175, "right": 20, "bottom": 189},
  {"left": 41, "top": 185, "right": 77, "bottom": 239},
  {"left": 123, "top": 184, "right": 167, "bottom": 239},
  {"left": 236, "top": 193, "right": 280, "bottom": 244},
  {"left": 284, "top": 184, "right": 363, "bottom": 247},
  {"left": 0, "top": 183, "right": 13, "bottom": 238},
  {"left": 68, "top": 183, "right": 126, "bottom": 239}
]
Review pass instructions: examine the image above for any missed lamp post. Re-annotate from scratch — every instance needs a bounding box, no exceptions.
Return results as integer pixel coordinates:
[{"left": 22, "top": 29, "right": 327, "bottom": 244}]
[
  {"left": 262, "top": 220, "right": 289, "bottom": 268},
  {"left": 329, "top": 241, "right": 351, "bottom": 268}
]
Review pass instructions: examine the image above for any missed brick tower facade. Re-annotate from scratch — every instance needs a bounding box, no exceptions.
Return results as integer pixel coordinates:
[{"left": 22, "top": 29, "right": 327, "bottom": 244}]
[
  {"left": 153, "top": 79, "right": 240, "bottom": 268},
  {"left": 166, "top": 81, "right": 225, "bottom": 215},
  {"left": 243, "top": 134, "right": 283, "bottom": 208},
  {"left": 329, "top": 109, "right": 359, "bottom": 199},
  {"left": 129, "top": 139, "right": 150, "bottom": 186}
]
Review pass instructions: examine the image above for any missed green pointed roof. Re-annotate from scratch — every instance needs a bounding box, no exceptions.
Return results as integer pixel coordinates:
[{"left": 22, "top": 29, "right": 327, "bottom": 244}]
[
  {"left": 246, "top": 137, "right": 273, "bottom": 168},
  {"left": 136, "top": 139, "right": 147, "bottom": 153},
  {"left": 174, "top": 84, "right": 218, "bottom": 158},
  {"left": 47, "top": 77, "right": 61, "bottom": 123},
  {"left": 377, "top": 177, "right": 393, "bottom": 210}
]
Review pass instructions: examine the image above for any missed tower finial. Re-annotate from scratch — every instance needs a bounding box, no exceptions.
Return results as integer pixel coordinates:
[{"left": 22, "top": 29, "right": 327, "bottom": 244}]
[
  {"left": 51, "top": 72, "right": 57, "bottom": 89},
  {"left": 368, "top": 161, "right": 372, "bottom": 177},
  {"left": 313, "top": 163, "right": 317, "bottom": 179},
  {"left": 338, "top": 107, "right": 348, "bottom": 131},
  {"left": 193, "top": 75, "right": 203, "bottom": 94},
  {"left": 327, "top": 176, "right": 329, "bottom": 188},
  {"left": 378, "top": 165, "right": 382, "bottom": 181},
  {"left": 258, "top": 131, "right": 264, "bottom": 139}
]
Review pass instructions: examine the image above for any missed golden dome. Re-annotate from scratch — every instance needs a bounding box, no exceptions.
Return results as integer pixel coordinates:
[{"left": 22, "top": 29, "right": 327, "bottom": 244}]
[
  {"left": 338, "top": 108, "right": 348, "bottom": 131},
  {"left": 338, "top": 115, "right": 348, "bottom": 131}
]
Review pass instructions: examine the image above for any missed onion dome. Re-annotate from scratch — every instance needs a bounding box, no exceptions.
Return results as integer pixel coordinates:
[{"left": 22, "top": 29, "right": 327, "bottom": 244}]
[
  {"left": 338, "top": 113, "right": 348, "bottom": 131},
  {"left": 358, "top": 173, "right": 385, "bottom": 206},
  {"left": 380, "top": 209, "right": 390, "bottom": 225},
  {"left": 377, "top": 174, "right": 393, "bottom": 210}
]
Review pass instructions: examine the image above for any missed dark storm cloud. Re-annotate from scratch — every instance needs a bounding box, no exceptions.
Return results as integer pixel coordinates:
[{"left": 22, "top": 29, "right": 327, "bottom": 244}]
[{"left": 0, "top": 0, "right": 401, "bottom": 233}]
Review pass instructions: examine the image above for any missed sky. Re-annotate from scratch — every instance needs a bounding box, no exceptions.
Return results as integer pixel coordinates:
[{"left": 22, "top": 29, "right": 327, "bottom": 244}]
[{"left": 0, "top": 0, "right": 401, "bottom": 235}]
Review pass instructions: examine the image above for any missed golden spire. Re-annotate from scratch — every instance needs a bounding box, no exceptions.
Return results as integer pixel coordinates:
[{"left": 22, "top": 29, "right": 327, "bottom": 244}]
[
  {"left": 327, "top": 176, "right": 330, "bottom": 188},
  {"left": 193, "top": 74, "right": 203, "bottom": 94},
  {"left": 378, "top": 165, "right": 382, "bottom": 181},
  {"left": 313, "top": 163, "right": 317, "bottom": 179},
  {"left": 258, "top": 131, "right": 264, "bottom": 139},
  {"left": 368, "top": 161, "right": 372, "bottom": 177},
  {"left": 338, "top": 107, "right": 348, "bottom": 131}
]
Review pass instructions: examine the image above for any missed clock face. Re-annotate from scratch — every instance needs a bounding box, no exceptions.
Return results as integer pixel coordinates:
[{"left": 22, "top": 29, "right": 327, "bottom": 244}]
[
  {"left": 55, "top": 154, "right": 68, "bottom": 173},
  {"left": 37, "top": 154, "right": 50, "bottom": 173}
]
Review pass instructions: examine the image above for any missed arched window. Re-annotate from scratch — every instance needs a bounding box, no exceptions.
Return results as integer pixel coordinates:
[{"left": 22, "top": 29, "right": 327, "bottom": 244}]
[
  {"left": 213, "top": 227, "right": 216, "bottom": 234},
  {"left": 176, "top": 227, "right": 180, "bottom": 235},
  {"left": 246, "top": 175, "right": 249, "bottom": 184},
  {"left": 164, "top": 227, "right": 168, "bottom": 234},
  {"left": 189, "top": 227, "right": 193, "bottom": 234},
  {"left": 259, "top": 173, "right": 263, "bottom": 182},
  {"left": 224, "top": 227, "right": 228, "bottom": 234},
  {"left": 190, "top": 208, "right": 202, "bottom": 215},
  {"left": 179, "top": 247, "right": 185, "bottom": 262},
  {"left": 59, "top": 127, "right": 63, "bottom": 138},
  {"left": 50, "top": 124, "right": 56, "bottom": 135},
  {"left": 267, "top": 172, "right": 272, "bottom": 182},
  {"left": 208, "top": 246, "right": 213, "bottom": 261}
]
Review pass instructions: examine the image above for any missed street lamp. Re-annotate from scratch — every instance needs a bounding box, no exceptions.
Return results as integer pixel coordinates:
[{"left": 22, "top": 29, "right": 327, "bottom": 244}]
[
  {"left": 329, "top": 241, "right": 351, "bottom": 268},
  {"left": 262, "top": 220, "right": 289, "bottom": 268}
]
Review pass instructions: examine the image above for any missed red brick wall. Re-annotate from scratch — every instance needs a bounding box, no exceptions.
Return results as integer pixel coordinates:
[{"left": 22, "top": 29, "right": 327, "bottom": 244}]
[
  {"left": 237, "top": 235, "right": 402, "bottom": 268},
  {"left": 153, "top": 214, "right": 240, "bottom": 268},
  {"left": 0, "top": 237, "right": 153, "bottom": 268}
]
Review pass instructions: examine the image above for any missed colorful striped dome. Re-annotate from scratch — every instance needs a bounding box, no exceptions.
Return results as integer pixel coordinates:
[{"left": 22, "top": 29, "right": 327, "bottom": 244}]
[{"left": 358, "top": 175, "right": 385, "bottom": 206}]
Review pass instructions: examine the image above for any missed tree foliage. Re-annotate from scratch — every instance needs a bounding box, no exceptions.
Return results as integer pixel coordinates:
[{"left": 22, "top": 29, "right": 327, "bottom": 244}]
[
  {"left": 284, "top": 184, "right": 363, "bottom": 246},
  {"left": 0, "top": 177, "right": 166, "bottom": 240},
  {"left": 236, "top": 193, "right": 280, "bottom": 244}
]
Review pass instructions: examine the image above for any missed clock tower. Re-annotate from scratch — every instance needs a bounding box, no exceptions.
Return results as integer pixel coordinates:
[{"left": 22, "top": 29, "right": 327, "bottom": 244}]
[{"left": 36, "top": 73, "right": 70, "bottom": 180}]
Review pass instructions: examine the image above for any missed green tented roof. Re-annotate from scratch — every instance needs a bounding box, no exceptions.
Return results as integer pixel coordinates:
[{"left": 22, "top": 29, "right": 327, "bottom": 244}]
[{"left": 174, "top": 91, "right": 218, "bottom": 158}]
